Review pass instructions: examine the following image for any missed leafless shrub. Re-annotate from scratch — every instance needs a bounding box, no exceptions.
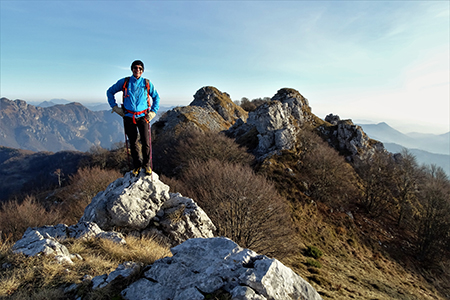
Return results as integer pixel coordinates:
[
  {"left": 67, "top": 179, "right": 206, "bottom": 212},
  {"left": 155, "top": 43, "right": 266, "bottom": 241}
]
[
  {"left": 55, "top": 167, "right": 122, "bottom": 224},
  {"left": 415, "top": 165, "right": 450, "bottom": 261},
  {"left": 354, "top": 150, "right": 397, "bottom": 217},
  {"left": 298, "top": 130, "right": 360, "bottom": 206},
  {"left": 175, "top": 129, "right": 254, "bottom": 167},
  {"left": 153, "top": 128, "right": 254, "bottom": 178},
  {"left": 0, "top": 195, "right": 62, "bottom": 241},
  {"left": 81, "top": 143, "right": 129, "bottom": 173},
  {"left": 393, "top": 149, "right": 424, "bottom": 227},
  {"left": 175, "top": 159, "right": 293, "bottom": 257}
]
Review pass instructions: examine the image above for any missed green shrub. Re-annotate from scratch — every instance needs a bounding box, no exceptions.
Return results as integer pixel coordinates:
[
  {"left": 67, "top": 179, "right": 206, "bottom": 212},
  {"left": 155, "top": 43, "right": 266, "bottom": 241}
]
[
  {"left": 305, "top": 245, "right": 323, "bottom": 259},
  {"left": 305, "top": 258, "right": 322, "bottom": 268}
]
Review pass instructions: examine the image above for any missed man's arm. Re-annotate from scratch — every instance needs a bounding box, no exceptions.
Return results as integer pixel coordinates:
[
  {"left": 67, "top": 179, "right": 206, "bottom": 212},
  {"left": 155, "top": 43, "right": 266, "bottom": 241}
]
[{"left": 107, "top": 78, "right": 126, "bottom": 108}]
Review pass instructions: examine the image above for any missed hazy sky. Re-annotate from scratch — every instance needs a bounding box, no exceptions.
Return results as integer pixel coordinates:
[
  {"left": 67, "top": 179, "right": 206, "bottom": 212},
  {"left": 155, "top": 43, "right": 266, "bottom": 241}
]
[{"left": 1, "top": 1, "right": 449, "bottom": 134}]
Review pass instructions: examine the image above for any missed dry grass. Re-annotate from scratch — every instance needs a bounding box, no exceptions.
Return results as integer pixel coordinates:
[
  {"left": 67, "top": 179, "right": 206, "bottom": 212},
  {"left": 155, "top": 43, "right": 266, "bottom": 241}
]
[
  {"left": 0, "top": 235, "right": 171, "bottom": 299},
  {"left": 279, "top": 202, "right": 447, "bottom": 300}
]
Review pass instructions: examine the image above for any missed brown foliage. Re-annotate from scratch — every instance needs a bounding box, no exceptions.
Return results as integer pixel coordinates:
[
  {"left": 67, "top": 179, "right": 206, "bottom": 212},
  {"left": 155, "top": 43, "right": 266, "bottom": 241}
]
[
  {"left": 354, "top": 151, "right": 397, "bottom": 217},
  {"left": 55, "top": 167, "right": 122, "bottom": 224},
  {"left": 298, "top": 129, "right": 360, "bottom": 206},
  {"left": 0, "top": 195, "right": 62, "bottom": 241},
  {"left": 81, "top": 143, "right": 129, "bottom": 173},
  {"left": 153, "top": 127, "right": 254, "bottom": 178},
  {"left": 415, "top": 165, "right": 450, "bottom": 260},
  {"left": 173, "top": 159, "right": 294, "bottom": 257}
]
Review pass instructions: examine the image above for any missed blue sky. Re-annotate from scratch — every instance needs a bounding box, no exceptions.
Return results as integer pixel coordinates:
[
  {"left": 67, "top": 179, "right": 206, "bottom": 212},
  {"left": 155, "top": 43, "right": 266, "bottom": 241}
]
[{"left": 1, "top": 1, "right": 449, "bottom": 134}]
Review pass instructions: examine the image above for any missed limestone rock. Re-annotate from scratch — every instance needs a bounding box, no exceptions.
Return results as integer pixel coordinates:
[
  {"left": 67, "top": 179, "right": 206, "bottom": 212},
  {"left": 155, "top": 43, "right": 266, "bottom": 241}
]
[
  {"left": 324, "top": 113, "right": 340, "bottom": 125},
  {"left": 12, "top": 230, "right": 74, "bottom": 264},
  {"left": 152, "top": 86, "right": 247, "bottom": 146},
  {"left": 121, "top": 237, "right": 323, "bottom": 300},
  {"left": 80, "top": 172, "right": 170, "bottom": 231},
  {"left": 12, "top": 221, "right": 126, "bottom": 264},
  {"left": 92, "top": 261, "right": 142, "bottom": 290},
  {"left": 318, "top": 117, "right": 385, "bottom": 162},
  {"left": 80, "top": 171, "right": 216, "bottom": 246},
  {"left": 190, "top": 86, "right": 248, "bottom": 124},
  {"left": 227, "top": 88, "right": 318, "bottom": 160},
  {"left": 146, "top": 193, "right": 217, "bottom": 246}
]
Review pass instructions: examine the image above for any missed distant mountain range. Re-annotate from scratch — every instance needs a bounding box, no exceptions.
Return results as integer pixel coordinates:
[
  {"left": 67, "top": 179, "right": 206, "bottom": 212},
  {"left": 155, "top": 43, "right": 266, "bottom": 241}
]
[
  {"left": 358, "top": 122, "right": 449, "bottom": 175},
  {"left": 0, "top": 98, "right": 124, "bottom": 152},
  {"left": 29, "top": 99, "right": 114, "bottom": 112},
  {"left": 1, "top": 97, "right": 447, "bottom": 175},
  {"left": 0, "top": 98, "right": 173, "bottom": 153}
]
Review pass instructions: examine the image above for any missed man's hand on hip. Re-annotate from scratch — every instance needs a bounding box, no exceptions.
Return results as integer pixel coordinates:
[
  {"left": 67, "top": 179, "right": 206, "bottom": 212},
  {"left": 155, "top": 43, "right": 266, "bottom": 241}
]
[
  {"left": 147, "top": 111, "right": 156, "bottom": 122},
  {"left": 112, "top": 105, "right": 125, "bottom": 117}
]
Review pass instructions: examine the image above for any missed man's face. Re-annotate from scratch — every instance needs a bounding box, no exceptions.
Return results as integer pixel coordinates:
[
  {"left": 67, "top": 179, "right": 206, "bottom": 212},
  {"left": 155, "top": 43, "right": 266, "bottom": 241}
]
[{"left": 132, "top": 65, "right": 143, "bottom": 79}]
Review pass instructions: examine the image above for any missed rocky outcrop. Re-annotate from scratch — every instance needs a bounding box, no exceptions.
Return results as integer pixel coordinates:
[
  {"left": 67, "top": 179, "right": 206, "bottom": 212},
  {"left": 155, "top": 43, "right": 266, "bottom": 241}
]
[
  {"left": 226, "top": 91, "right": 383, "bottom": 163},
  {"left": 226, "top": 88, "right": 321, "bottom": 160},
  {"left": 12, "top": 222, "right": 125, "bottom": 264},
  {"left": 190, "top": 86, "right": 248, "bottom": 123},
  {"left": 11, "top": 167, "right": 322, "bottom": 299},
  {"left": 80, "top": 172, "right": 216, "bottom": 246},
  {"left": 152, "top": 86, "right": 247, "bottom": 138},
  {"left": 121, "top": 237, "right": 323, "bottom": 300},
  {"left": 319, "top": 114, "right": 385, "bottom": 162}
]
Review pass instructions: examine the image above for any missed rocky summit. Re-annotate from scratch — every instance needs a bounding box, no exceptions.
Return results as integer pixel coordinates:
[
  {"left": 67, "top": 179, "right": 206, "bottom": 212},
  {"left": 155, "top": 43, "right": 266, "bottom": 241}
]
[
  {"left": 153, "top": 86, "right": 247, "bottom": 137},
  {"left": 79, "top": 171, "right": 216, "bottom": 246},
  {"left": 12, "top": 170, "right": 323, "bottom": 299}
]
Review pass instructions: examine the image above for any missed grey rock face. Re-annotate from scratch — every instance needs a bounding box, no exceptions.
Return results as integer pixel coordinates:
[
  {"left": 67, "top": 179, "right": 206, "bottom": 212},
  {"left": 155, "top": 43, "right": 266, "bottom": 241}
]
[
  {"left": 92, "top": 261, "right": 142, "bottom": 290},
  {"left": 319, "top": 118, "right": 385, "bottom": 162},
  {"left": 121, "top": 237, "right": 323, "bottom": 300},
  {"left": 190, "top": 86, "right": 248, "bottom": 123},
  {"left": 12, "top": 230, "right": 73, "bottom": 263},
  {"left": 80, "top": 171, "right": 216, "bottom": 246},
  {"left": 325, "top": 113, "right": 340, "bottom": 125},
  {"left": 146, "top": 192, "right": 217, "bottom": 246},
  {"left": 227, "top": 88, "right": 314, "bottom": 160},
  {"left": 80, "top": 172, "right": 170, "bottom": 230},
  {"left": 12, "top": 221, "right": 126, "bottom": 264}
]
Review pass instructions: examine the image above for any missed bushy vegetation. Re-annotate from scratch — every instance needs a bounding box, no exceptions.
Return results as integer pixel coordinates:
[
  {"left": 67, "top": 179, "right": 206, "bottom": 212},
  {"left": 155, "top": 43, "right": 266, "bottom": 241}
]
[
  {"left": 53, "top": 167, "right": 122, "bottom": 224},
  {"left": 0, "top": 166, "right": 122, "bottom": 242},
  {"left": 305, "top": 245, "right": 323, "bottom": 259},
  {"left": 155, "top": 128, "right": 292, "bottom": 256},
  {"left": 172, "top": 159, "right": 294, "bottom": 256},
  {"left": 235, "top": 97, "right": 270, "bottom": 112},
  {"left": 1, "top": 121, "right": 450, "bottom": 299},
  {"left": 0, "top": 196, "right": 62, "bottom": 241},
  {"left": 153, "top": 128, "right": 254, "bottom": 178}
]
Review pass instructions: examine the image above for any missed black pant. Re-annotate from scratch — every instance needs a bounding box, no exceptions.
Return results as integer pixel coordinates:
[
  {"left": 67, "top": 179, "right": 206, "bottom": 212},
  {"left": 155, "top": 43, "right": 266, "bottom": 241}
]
[{"left": 124, "top": 116, "right": 150, "bottom": 169}]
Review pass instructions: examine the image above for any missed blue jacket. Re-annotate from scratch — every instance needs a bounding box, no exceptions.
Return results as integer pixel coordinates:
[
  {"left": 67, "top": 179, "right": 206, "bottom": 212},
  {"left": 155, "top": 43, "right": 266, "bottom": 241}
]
[{"left": 107, "top": 75, "right": 160, "bottom": 118}]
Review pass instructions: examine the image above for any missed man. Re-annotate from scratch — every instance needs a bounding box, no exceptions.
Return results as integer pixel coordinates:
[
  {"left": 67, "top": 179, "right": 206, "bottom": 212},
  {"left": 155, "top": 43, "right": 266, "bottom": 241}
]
[{"left": 107, "top": 60, "right": 160, "bottom": 176}]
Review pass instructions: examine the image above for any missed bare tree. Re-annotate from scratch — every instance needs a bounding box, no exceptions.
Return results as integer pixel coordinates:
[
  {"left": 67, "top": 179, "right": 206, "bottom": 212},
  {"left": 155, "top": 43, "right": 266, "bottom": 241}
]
[
  {"left": 354, "top": 151, "right": 397, "bottom": 217},
  {"left": 298, "top": 130, "right": 359, "bottom": 206},
  {"left": 416, "top": 165, "right": 450, "bottom": 260},
  {"left": 176, "top": 159, "right": 293, "bottom": 256},
  {"left": 393, "top": 149, "right": 423, "bottom": 227}
]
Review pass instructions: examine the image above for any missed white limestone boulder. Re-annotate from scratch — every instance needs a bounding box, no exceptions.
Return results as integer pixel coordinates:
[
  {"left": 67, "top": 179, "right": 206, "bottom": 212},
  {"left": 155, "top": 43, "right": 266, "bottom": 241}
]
[
  {"left": 121, "top": 237, "right": 323, "bottom": 300},
  {"left": 80, "top": 172, "right": 170, "bottom": 230}
]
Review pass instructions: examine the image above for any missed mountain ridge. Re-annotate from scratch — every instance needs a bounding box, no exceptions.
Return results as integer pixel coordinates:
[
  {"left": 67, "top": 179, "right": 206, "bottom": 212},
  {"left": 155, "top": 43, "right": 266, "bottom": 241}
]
[{"left": 358, "top": 122, "right": 449, "bottom": 155}]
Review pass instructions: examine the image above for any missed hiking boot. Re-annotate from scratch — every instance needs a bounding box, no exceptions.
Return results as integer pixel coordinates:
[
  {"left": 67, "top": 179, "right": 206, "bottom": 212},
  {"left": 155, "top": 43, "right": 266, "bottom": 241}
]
[
  {"left": 132, "top": 168, "right": 140, "bottom": 177},
  {"left": 144, "top": 166, "right": 152, "bottom": 176}
]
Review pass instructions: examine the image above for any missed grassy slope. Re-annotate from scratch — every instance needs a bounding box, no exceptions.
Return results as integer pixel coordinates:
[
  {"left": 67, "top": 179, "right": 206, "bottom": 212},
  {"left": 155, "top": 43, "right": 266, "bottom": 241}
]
[{"left": 258, "top": 150, "right": 449, "bottom": 300}]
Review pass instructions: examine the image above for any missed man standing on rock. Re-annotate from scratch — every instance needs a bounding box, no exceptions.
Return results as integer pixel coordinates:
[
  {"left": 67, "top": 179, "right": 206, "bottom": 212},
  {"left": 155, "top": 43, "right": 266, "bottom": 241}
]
[{"left": 107, "top": 60, "right": 160, "bottom": 176}]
